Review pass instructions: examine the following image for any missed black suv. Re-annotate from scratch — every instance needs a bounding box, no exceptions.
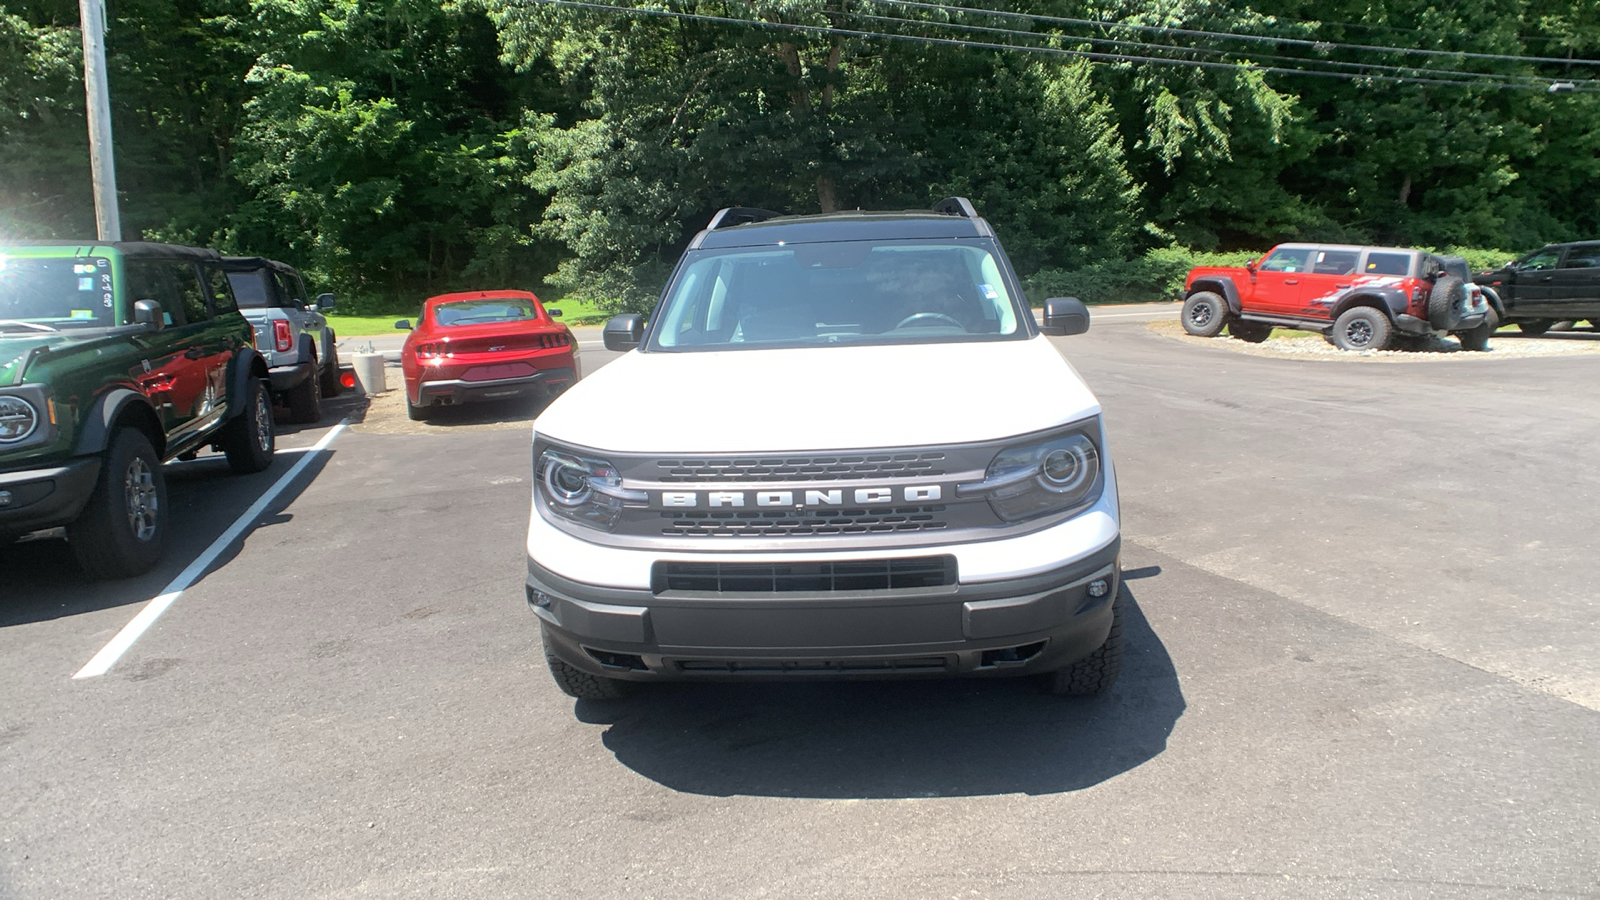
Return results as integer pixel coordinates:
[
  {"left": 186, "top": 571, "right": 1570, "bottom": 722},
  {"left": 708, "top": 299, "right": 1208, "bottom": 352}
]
[{"left": 1474, "top": 241, "right": 1600, "bottom": 334}]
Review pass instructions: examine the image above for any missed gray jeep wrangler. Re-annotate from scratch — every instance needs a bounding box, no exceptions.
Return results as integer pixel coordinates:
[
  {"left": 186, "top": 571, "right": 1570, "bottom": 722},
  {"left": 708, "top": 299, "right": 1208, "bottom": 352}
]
[{"left": 223, "top": 258, "right": 340, "bottom": 423}]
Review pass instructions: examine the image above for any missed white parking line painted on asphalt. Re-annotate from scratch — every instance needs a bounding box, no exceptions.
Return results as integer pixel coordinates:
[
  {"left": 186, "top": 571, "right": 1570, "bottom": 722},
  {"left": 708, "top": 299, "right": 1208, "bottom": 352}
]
[{"left": 73, "top": 420, "right": 351, "bottom": 680}]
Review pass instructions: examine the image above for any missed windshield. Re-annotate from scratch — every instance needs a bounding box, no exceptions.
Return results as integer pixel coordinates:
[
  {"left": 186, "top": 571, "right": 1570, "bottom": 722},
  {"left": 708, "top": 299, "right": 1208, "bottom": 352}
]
[
  {"left": 432, "top": 297, "right": 540, "bottom": 326},
  {"left": 648, "top": 240, "right": 1027, "bottom": 352},
  {"left": 0, "top": 256, "right": 115, "bottom": 330}
]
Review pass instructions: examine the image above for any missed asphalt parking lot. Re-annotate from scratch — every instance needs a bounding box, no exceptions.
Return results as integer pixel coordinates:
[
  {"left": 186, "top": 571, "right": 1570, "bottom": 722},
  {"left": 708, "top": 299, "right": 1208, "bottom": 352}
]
[{"left": 2, "top": 305, "right": 1597, "bottom": 899}]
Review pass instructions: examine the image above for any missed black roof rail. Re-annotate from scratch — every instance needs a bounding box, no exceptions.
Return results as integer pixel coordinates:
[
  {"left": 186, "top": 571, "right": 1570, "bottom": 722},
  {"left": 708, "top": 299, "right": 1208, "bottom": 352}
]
[
  {"left": 932, "top": 197, "right": 978, "bottom": 219},
  {"left": 706, "top": 206, "right": 784, "bottom": 230}
]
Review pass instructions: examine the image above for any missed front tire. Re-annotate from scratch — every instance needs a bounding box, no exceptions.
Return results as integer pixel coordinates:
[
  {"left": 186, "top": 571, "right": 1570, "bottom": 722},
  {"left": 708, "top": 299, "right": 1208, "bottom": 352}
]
[
  {"left": 1038, "top": 596, "right": 1124, "bottom": 696},
  {"left": 285, "top": 362, "right": 322, "bottom": 424},
  {"left": 68, "top": 428, "right": 167, "bottom": 580},
  {"left": 545, "top": 650, "right": 633, "bottom": 700},
  {"left": 220, "top": 377, "right": 276, "bottom": 474},
  {"left": 1330, "top": 306, "right": 1393, "bottom": 351},
  {"left": 1181, "top": 291, "right": 1229, "bottom": 337},
  {"left": 1519, "top": 319, "right": 1553, "bottom": 336},
  {"left": 320, "top": 337, "right": 342, "bottom": 398}
]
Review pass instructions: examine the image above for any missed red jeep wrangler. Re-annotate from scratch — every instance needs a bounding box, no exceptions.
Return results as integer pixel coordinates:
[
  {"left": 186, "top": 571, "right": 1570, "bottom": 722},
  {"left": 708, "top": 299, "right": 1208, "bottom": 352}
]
[{"left": 1182, "top": 243, "right": 1492, "bottom": 351}]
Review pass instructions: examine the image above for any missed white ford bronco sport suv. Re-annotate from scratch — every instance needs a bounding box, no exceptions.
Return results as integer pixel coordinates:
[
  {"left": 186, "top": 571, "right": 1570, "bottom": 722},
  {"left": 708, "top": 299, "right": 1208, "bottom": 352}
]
[{"left": 526, "top": 198, "right": 1122, "bottom": 700}]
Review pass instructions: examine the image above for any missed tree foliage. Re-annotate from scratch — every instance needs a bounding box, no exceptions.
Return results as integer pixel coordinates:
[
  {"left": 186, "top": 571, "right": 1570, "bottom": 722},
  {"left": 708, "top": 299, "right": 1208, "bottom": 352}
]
[{"left": 0, "top": 0, "right": 1596, "bottom": 309}]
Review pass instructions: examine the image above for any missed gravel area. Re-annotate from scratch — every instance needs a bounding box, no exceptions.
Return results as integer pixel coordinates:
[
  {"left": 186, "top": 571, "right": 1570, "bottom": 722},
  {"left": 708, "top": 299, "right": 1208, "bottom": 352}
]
[
  {"left": 1149, "top": 318, "right": 1600, "bottom": 362},
  {"left": 347, "top": 362, "right": 545, "bottom": 435}
]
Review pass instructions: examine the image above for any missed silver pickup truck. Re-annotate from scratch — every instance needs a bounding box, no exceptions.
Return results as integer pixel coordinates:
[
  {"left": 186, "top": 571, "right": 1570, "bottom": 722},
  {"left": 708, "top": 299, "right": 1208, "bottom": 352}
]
[{"left": 223, "top": 257, "right": 340, "bottom": 423}]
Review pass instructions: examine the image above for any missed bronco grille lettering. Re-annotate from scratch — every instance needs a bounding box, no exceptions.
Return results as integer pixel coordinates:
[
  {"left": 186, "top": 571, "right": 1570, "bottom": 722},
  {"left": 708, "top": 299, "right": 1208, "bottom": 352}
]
[{"left": 652, "top": 484, "right": 945, "bottom": 510}]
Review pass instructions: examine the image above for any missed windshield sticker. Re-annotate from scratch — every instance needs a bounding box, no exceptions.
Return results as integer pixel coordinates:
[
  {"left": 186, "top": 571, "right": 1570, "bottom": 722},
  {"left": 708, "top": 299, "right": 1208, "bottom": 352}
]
[
  {"left": 71, "top": 309, "right": 94, "bottom": 319},
  {"left": 78, "top": 277, "right": 94, "bottom": 291},
  {"left": 980, "top": 284, "right": 999, "bottom": 300}
]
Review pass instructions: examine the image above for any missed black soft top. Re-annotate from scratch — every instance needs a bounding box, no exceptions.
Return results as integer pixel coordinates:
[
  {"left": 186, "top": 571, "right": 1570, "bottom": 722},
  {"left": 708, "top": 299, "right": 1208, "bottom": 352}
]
[{"left": 221, "top": 256, "right": 300, "bottom": 276}]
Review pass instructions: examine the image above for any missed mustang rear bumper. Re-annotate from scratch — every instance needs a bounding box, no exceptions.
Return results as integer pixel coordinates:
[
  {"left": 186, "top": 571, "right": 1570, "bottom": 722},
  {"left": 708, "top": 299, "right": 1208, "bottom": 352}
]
[
  {"left": 416, "top": 367, "right": 576, "bottom": 408},
  {"left": 528, "top": 538, "right": 1120, "bottom": 681}
]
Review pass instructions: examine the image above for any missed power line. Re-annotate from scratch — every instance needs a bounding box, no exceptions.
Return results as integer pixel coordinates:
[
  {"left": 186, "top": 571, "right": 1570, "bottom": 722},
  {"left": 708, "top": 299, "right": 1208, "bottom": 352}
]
[
  {"left": 870, "top": 0, "right": 1600, "bottom": 68},
  {"left": 518, "top": 0, "right": 1600, "bottom": 92},
  {"left": 833, "top": 9, "right": 1594, "bottom": 87}
]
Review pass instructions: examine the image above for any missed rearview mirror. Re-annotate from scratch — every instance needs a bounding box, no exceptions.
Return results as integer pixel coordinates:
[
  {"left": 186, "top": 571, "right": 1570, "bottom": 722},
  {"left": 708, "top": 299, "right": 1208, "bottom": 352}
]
[
  {"left": 603, "top": 314, "right": 645, "bottom": 351},
  {"left": 316, "top": 293, "right": 336, "bottom": 311},
  {"left": 394, "top": 319, "right": 412, "bottom": 331},
  {"left": 133, "top": 299, "right": 163, "bottom": 330},
  {"left": 1039, "top": 297, "right": 1090, "bottom": 336}
]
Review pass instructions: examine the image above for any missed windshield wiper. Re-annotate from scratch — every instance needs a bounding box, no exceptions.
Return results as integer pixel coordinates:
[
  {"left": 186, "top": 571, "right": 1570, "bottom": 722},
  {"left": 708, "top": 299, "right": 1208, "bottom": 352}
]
[{"left": 0, "top": 320, "right": 59, "bottom": 333}]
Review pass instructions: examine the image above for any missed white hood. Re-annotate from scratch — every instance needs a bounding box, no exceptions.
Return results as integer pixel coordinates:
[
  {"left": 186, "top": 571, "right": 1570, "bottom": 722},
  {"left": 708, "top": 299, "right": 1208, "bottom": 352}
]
[{"left": 534, "top": 336, "right": 1100, "bottom": 453}]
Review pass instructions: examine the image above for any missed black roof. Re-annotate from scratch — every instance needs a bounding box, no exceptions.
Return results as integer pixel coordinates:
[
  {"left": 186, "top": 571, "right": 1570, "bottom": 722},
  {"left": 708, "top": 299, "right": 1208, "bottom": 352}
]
[
  {"left": 221, "top": 255, "right": 300, "bottom": 275},
  {"left": 690, "top": 198, "right": 994, "bottom": 250}
]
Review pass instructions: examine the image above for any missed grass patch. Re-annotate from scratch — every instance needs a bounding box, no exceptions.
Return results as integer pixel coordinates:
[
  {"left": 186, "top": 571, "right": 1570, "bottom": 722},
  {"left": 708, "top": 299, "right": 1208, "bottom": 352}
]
[{"left": 327, "top": 295, "right": 611, "bottom": 337}]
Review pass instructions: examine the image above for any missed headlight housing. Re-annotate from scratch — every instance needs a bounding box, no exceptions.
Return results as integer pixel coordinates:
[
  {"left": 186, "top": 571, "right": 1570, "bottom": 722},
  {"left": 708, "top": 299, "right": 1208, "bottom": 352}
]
[
  {"left": 534, "top": 442, "right": 645, "bottom": 532},
  {"left": 0, "top": 394, "right": 40, "bottom": 444},
  {"left": 958, "top": 420, "right": 1104, "bottom": 523}
]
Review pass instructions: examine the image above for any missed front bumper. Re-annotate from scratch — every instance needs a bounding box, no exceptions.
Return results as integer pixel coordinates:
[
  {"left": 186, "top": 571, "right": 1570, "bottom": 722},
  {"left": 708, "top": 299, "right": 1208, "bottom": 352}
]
[
  {"left": 415, "top": 367, "right": 576, "bottom": 409},
  {"left": 0, "top": 458, "right": 102, "bottom": 537},
  {"left": 529, "top": 537, "right": 1120, "bottom": 682}
]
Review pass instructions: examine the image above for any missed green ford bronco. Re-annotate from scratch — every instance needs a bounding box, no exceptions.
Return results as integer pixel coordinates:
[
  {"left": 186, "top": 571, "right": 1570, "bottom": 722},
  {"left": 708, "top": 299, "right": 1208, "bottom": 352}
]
[{"left": 0, "top": 241, "right": 276, "bottom": 579}]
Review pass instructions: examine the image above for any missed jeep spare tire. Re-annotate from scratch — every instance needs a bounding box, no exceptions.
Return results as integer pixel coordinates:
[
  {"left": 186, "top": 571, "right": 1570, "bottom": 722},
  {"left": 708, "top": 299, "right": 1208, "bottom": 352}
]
[
  {"left": 1181, "top": 291, "right": 1228, "bottom": 337},
  {"left": 1427, "top": 276, "right": 1467, "bottom": 330},
  {"left": 1331, "top": 306, "right": 1393, "bottom": 351}
]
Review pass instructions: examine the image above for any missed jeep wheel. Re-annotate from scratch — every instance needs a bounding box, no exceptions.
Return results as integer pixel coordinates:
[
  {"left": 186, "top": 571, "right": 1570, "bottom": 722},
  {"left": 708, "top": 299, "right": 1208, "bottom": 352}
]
[
  {"left": 545, "top": 650, "right": 633, "bottom": 700},
  {"left": 220, "top": 377, "right": 276, "bottom": 474},
  {"left": 285, "top": 362, "right": 322, "bottom": 424},
  {"left": 1427, "top": 276, "right": 1468, "bottom": 329},
  {"left": 1331, "top": 307, "right": 1393, "bottom": 351},
  {"left": 1229, "top": 321, "right": 1272, "bottom": 343},
  {"left": 1038, "top": 596, "right": 1124, "bottom": 696},
  {"left": 68, "top": 428, "right": 167, "bottom": 580},
  {"left": 1181, "top": 292, "right": 1228, "bottom": 337},
  {"left": 1519, "top": 319, "right": 1553, "bottom": 336},
  {"left": 320, "top": 339, "right": 342, "bottom": 398}
]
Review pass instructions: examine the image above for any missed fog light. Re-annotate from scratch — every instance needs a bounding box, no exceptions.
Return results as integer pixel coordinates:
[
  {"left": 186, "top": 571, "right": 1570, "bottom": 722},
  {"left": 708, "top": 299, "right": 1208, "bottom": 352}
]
[
  {"left": 1087, "top": 579, "right": 1109, "bottom": 598},
  {"left": 528, "top": 587, "right": 553, "bottom": 608}
]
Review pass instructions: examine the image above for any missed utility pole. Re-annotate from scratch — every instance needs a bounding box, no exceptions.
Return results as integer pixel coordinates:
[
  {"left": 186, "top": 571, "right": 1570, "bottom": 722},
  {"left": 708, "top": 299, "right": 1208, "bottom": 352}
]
[{"left": 78, "top": 0, "right": 121, "bottom": 241}]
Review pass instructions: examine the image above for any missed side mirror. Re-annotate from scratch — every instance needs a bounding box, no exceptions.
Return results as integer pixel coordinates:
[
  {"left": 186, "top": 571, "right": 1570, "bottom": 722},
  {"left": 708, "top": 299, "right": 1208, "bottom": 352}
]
[
  {"left": 1038, "top": 297, "right": 1090, "bottom": 336},
  {"left": 548, "top": 308, "right": 563, "bottom": 318},
  {"left": 603, "top": 314, "right": 645, "bottom": 351},
  {"left": 316, "top": 293, "right": 336, "bottom": 311},
  {"left": 133, "top": 299, "right": 164, "bottom": 330},
  {"left": 1246, "top": 260, "right": 1259, "bottom": 273},
  {"left": 394, "top": 319, "right": 413, "bottom": 331}
]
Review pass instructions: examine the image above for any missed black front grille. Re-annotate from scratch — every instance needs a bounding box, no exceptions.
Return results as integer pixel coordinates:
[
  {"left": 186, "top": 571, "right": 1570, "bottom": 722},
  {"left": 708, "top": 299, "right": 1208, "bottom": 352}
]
[
  {"left": 655, "top": 453, "right": 947, "bottom": 483},
  {"left": 673, "top": 657, "right": 952, "bottom": 673},
  {"left": 661, "top": 506, "right": 949, "bottom": 537},
  {"left": 653, "top": 555, "right": 957, "bottom": 594}
]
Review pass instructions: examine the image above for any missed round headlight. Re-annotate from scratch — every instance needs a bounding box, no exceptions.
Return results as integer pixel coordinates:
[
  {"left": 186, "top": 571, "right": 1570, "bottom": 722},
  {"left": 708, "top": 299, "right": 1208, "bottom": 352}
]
[
  {"left": 0, "top": 396, "right": 39, "bottom": 443},
  {"left": 1040, "top": 445, "right": 1089, "bottom": 490},
  {"left": 542, "top": 454, "right": 592, "bottom": 506}
]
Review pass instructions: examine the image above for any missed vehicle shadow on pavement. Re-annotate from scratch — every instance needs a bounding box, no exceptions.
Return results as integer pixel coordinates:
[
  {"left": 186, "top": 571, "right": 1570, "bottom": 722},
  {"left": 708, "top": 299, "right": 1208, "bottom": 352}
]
[
  {"left": 0, "top": 450, "right": 335, "bottom": 627},
  {"left": 576, "top": 585, "right": 1183, "bottom": 798}
]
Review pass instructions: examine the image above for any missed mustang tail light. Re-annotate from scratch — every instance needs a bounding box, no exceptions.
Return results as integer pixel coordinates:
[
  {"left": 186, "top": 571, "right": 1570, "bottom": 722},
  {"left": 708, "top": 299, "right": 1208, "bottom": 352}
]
[
  {"left": 272, "top": 319, "right": 293, "bottom": 352},
  {"left": 415, "top": 342, "right": 450, "bottom": 358}
]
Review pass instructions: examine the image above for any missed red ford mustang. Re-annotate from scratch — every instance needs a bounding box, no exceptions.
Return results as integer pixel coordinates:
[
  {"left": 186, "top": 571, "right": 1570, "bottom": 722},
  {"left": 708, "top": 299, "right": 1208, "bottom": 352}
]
[{"left": 396, "top": 290, "right": 579, "bottom": 421}]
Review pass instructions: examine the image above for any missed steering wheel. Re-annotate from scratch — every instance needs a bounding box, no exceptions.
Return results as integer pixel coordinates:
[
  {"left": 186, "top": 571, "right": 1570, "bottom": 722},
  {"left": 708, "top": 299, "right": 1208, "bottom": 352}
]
[{"left": 894, "top": 312, "right": 964, "bottom": 330}]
